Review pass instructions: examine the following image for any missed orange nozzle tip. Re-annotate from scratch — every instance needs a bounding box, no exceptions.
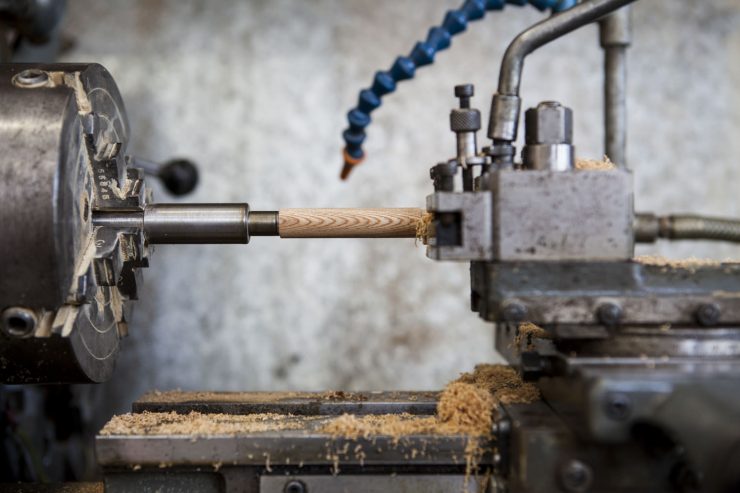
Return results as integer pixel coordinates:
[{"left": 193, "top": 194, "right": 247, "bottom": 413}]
[{"left": 340, "top": 149, "right": 365, "bottom": 181}]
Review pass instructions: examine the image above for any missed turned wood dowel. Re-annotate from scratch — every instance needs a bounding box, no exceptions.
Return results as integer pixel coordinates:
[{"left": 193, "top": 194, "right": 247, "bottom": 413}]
[{"left": 278, "top": 208, "right": 423, "bottom": 238}]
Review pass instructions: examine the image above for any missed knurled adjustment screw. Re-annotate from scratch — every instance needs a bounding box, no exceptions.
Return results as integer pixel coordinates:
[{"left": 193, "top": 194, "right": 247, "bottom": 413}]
[{"left": 451, "top": 84, "right": 481, "bottom": 133}]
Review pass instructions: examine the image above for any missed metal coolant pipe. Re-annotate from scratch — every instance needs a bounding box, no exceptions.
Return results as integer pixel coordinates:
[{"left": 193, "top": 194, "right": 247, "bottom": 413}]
[{"left": 489, "top": 0, "right": 638, "bottom": 143}]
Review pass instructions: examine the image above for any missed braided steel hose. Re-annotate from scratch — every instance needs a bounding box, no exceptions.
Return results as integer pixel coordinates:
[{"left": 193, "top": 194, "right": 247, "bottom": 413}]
[{"left": 635, "top": 213, "right": 740, "bottom": 243}]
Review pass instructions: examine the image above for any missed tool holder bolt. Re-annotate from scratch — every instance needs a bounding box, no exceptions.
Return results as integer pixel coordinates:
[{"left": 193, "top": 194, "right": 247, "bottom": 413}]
[
  {"left": 695, "top": 303, "right": 721, "bottom": 327},
  {"left": 12, "top": 68, "right": 49, "bottom": 88},
  {"left": 501, "top": 302, "right": 527, "bottom": 322},
  {"left": 1, "top": 307, "right": 37, "bottom": 338},
  {"left": 604, "top": 392, "right": 632, "bottom": 421},
  {"left": 597, "top": 302, "right": 622, "bottom": 328},
  {"left": 560, "top": 459, "right": 594, "bottom": 493},
  {"left": 284, "top": 480, "right": 307, "bottom": 493}
]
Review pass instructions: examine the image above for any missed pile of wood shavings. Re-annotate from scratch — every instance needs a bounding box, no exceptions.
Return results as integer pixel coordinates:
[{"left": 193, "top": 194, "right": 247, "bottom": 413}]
[
  {"left": 322, "top": 382, "right": 494, "bottom": 440},
  {"left": 514, "top": 322, "right": 552, "bottom": 351},
  {"left": 575, "top": 156, "right": 615, "bottom": 170},
  {"left": 415, "top": 212, "right": 434, "bottom": 245},
  {"left": 321, "top": 364, "right": 538, "bottom": 440},
  {"left": 455, "top": 364, "right": 540, "bottom": 405},
  {"left": 436, "top": 382, "right": 495, "bottom": 434},
  {"left": 99, "top": 410, "right": 312, "bottom": 436}
]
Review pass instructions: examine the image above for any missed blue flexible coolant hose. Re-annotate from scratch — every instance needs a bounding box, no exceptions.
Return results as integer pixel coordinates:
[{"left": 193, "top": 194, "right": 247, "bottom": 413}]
[{"left": 340, "top": 0, "right": 577, "bottom": 179}]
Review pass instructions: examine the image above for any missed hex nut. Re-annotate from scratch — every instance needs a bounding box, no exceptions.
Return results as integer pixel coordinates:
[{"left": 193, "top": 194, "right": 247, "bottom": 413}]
[{"left": 525, "top": 101, "right": 573, "bottom": 145}]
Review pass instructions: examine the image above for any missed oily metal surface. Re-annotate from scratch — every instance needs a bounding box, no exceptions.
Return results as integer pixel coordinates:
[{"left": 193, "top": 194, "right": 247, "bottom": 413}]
[
  {"left": 0, "top": 64, "right": 80, "bottom": 309},
  {"left": 133, "top": 390, "right": 439, "bottom": 416}
]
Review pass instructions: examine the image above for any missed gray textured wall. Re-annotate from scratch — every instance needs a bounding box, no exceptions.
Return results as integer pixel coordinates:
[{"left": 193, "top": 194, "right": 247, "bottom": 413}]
[{"left": 59, "top": 0, "right": 740, "bottom": 417}]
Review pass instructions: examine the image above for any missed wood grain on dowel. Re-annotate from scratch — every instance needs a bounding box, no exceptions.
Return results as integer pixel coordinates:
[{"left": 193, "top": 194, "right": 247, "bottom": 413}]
[{"left": 278, "top": 208, "right": 423, "bottom": 238}]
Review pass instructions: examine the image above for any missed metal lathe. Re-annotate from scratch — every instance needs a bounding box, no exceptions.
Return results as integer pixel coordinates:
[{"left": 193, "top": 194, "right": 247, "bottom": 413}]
[{"left": 2, "top": 0, "right": 740, "bottom": 492}]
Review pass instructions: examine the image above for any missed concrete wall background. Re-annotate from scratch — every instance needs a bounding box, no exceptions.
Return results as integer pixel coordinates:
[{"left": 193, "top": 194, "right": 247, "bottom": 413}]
[{"left": 57, "top": 0, "right": 740, "bottom": 418}]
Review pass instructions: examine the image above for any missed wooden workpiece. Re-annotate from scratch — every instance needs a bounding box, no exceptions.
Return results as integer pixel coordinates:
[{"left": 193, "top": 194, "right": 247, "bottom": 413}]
[{"left": 278, "top": 208, "right": 423, "bottom": 238}]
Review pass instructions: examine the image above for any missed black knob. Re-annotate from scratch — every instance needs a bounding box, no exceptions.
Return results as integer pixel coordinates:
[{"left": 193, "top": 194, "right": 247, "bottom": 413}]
[
  {"left": 454, "top": 84, "right": 474, "bottom": 108},
  {"left": 158, "top": 159, "right": 199, "bottom": 196}
]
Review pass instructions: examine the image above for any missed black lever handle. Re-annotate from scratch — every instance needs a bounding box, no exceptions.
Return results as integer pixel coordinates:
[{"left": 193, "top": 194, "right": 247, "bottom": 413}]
[{"left": 133, "top": 157, "right": 199, "bottom": 196}]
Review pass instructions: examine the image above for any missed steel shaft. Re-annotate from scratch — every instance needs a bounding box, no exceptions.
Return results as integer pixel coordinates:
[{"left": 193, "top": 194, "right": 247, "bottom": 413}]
[{"left": 94, "top": 204, "right": 279, "bottom": 244}]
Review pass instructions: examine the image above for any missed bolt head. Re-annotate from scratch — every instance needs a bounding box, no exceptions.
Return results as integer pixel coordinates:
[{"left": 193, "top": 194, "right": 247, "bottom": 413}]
[
  {"left": 284, "top": 480, "right": 306, "bottom": 493},
  {"left": 454, "top": 84, "right": 474, "bottom": 98},
  {"left": 695, "top": 303, "right": 720, "bottom": 327},
  {"left": 12, "top": 68, "right": 49, "bottom": 88},
  {"left": 525, "top": 101, "right": 573, "bottom": 145},
  {"left": 560, "top": 459, "right": 593, "bottom": 493},
  {"left": 501, "top": 302, "right": 526, "bottom": 322},
  {"left": 597, "top": 302, "right": 622, "bottom": 328},
  {"left": 1, "top": 307, "right": 37, "bottom": 338},
  {"left": 604, "top": 392, "right": 632, "bottom": 421}
]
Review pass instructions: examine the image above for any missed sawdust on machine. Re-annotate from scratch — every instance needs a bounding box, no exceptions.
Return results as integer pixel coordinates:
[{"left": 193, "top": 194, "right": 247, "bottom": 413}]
[
  {"left": 321, "top": 364, "right": 539, "bottom": 439},
  {"left": 514, "top": 322, "right": 552, "bottom": 352},
  {"left": 320, "top": 372, "right": 510, "bottom": 489},
  {"left": 575, "top": 156, "right": 616, "bottom": 170},
  {"left": 100, "top": 410, "right": 315, "bottom": 436},
  {"left": 455, "top": 363, "right": 540, "bottom": 405},
  {"left": 415, "top": 212, "right": 434, "bottom": 245}
]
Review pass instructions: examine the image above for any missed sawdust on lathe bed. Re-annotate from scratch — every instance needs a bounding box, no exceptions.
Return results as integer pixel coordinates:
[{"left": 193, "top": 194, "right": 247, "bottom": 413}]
[
  {"left": 99, "top": 410, "right": 312, "bottom": 436},
  {"left": 321, "top": 377, "right": 500, "bottom": 488},
  {"left": 575, "top": 156, "right": 615, "bottom": 170},
  {"left": 321, "top": 364, "right": 538, "bottom": 439},
  {"left": 455, "top": 364, "right": 540, "bottom": 405}
]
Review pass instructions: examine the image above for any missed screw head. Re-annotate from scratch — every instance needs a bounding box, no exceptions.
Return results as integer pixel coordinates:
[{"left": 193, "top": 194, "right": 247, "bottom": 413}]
[
  {"left": 284, "top": 480, "right": 306, "bottom": 493},
  {"left": 1, "top": 307, "right": 37, "bottom": 338},
  {"left": 695, "top": 303, "right": 720, "bottom": 327},
  {"left": 501, "top": 302, "right": 526, "bottom": 322},
  {"left": 454, "top": 84, "right": 474, "bottom": 98},
  {"left": 12, "top": 68, "right": 49, "bottom": 88},
  {"left": 597, "top": 302, "right": 622, "bottom": 328},
  {"left": 560, "top": 459, "right": 593, "bottom": 493},
  {"left": 604, "top": 392, "right": 632, "bottom": 421}
]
